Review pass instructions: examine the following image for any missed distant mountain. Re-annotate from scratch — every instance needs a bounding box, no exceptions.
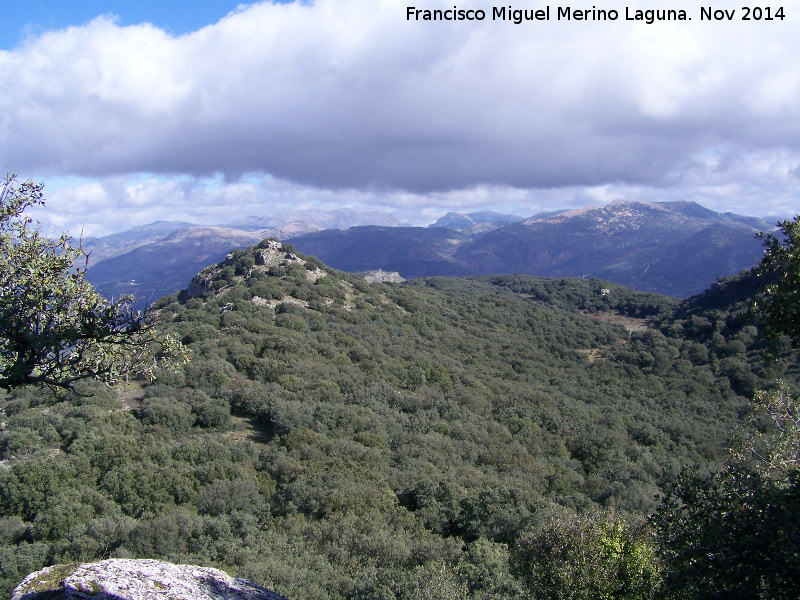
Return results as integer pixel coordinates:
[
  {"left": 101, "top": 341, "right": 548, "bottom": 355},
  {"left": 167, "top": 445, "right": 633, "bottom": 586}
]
[
  {"left": 266, "top": 222, "right": 324, "bottom": 238},
  {"left": 287, "top": 226, "right": 475, "bottom": 279},
  {"left": 225, "top": 208, "right": 402, "bottom": 231},
  {"left": 82, "top": 200, "right": 777, "bottom": 303},
  {"left": 290, "top": 200, "right": 774, "bottom": 298},
  {"left": 82, "top": 209, "right": 400, "bottom": 270},
  {"left": 429, "top": 211, "right": 524, "bottom": 229},
  {"left": 80, "top": 209, "right": 398, "bottom": 304},
  {"left": 82, "top": 221, "right": 198, "bottom": 264},
  {"left": 451, "top": 200, "right": 773, "bottom": 297}
]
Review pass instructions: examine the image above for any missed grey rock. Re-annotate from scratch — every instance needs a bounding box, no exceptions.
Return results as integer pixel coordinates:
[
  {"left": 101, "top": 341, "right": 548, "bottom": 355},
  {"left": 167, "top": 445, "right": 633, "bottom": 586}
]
[
  {"left": 11, "top": 559, "right": 289, "bottom": 600},
  {"left": 361, "top": 269, "right": 405, "bottom": 283},
  {"left": 182, "top": 274, "right": 211, "bottom": 300}
]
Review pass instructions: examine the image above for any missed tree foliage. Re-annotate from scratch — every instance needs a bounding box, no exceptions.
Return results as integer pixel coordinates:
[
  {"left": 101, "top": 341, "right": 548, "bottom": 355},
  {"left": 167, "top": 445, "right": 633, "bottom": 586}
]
[
  {"left": 732, "top": 380, "right": 800, "bottom": 477},
  {"left": 0, "top": 174, "right": 184, "bottom": 390},
  {"left": 512, "top": 508, "right": 661, "bottom": 600},
  {"left": 754, "top": 215, "right": 800, "bottom": 348},
  {"left": 653, "top": 217, "right": 800, "bottom": 599},
  {"left": 654, "top": 465, "right": 800, "bottom": 599}
]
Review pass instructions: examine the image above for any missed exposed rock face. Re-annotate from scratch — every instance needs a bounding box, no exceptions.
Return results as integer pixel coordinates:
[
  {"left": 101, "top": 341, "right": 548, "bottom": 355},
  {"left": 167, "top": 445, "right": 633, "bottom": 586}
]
[
  {"left": 254, "top": 240, "right": 283, "bottom": 265},
  {"left": 361, "top": 269, "right": 405, "bottom": 283},
  {"left": 181, "top": 274, "right": 212, "bottom": 300},
  {"left": 11, "top": 559, "right": 288, "bottom": 600}
]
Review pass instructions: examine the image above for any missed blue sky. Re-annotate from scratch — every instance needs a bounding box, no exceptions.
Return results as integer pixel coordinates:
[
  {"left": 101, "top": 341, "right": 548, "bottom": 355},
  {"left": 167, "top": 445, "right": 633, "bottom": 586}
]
[
  {"left": 2, "top": 2, "right": 259, "bottom": 49},
  {"left": 2, "top": 0, "right": 799, "bottom": 236}
]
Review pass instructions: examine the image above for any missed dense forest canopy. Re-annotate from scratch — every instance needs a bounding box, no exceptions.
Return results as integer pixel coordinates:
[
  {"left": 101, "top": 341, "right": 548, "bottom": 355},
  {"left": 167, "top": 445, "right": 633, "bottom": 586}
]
[{"left": 1, "top": 236, "right": 798, "bottom": 599}]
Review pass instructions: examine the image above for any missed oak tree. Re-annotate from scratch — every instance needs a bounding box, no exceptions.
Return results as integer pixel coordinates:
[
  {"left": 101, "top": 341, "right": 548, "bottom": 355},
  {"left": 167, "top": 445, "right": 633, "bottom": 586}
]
[
  {"left": 754, "top": 215, "right": 800, "bottom": 348},
  {"left": 0, "top": 174, "right": 183, "bottom": 390}
]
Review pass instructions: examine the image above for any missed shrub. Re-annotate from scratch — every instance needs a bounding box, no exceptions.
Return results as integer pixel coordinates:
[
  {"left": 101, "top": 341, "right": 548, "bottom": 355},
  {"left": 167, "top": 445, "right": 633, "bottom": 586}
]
[
  {"left": 197, "top": 479, "right": 265, "bottom": 516},
  {"left": 139, "top": 398, "right": 194, "bottom": 435}
]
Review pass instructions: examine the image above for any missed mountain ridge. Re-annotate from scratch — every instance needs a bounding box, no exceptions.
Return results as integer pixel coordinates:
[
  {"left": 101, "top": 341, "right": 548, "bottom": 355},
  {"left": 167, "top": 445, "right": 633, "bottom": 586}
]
[
  {"left": 225, "top": 208, "right": 403, "bottom": 231},
  {"left": 429, "top": 210, "right": 524, "bottom": 229},
  {"left": 290, "top": 200, "right": 773, "bottom": 297},
  {"left": 84, "top": 200, "right": 776, "bottom": 304}
]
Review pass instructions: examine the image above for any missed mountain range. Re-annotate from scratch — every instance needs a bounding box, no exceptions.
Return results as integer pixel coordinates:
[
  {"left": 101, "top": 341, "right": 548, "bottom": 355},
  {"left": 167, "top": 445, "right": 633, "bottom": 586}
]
[
  {"left": 84, "top": 200, "right": 776, "bottom": 304},
  {"left": 224, "top": 208, "right": 403, "bottom": 231},
  {"left": 428, "top": 210, "right": 524, "bottom": 230},
  {"left": 288, "top": 200, "right": 773, "bottom": 297},
  {"left": 82, "top": 208, "right": 381, "bottom": 302}
]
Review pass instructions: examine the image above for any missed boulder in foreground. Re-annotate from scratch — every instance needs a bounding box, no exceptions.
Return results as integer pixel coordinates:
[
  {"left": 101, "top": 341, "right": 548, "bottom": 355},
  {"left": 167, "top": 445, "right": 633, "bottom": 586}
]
[{"left": 11, "top": 559, "right": 289, "bottom": 600}]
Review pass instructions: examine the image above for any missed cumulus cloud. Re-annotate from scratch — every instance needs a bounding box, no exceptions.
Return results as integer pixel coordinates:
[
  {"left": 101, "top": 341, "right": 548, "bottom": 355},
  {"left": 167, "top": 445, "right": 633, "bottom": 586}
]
[{"left": 2, "top": 0, "right": 799, "bottom": 232}]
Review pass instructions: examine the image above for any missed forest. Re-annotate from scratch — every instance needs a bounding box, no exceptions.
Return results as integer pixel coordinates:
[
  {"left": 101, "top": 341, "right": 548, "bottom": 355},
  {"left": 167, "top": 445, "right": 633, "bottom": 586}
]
[{"left": 1, "top": 230, "right": 799, "bottom": 599}]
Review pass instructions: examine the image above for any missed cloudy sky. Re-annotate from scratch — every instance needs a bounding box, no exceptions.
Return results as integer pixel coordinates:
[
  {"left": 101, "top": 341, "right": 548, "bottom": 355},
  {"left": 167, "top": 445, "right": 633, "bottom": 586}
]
[{"left": 2, "top": 0, "right": 799, "bottom": 236}]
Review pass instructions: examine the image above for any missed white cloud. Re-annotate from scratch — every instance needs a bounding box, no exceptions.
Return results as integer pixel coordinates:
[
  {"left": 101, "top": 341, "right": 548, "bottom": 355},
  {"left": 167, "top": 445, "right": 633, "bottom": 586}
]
[{"left": 3, "top": 0, "right": 800, "bottom": 233}]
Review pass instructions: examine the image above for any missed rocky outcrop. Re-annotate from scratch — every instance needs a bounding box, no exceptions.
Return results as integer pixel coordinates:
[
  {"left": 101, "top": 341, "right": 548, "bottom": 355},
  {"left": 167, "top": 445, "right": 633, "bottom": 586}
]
[
  {"left": 361, "top": 269, "right": 405, "bottom": 283},
  {"left": 180, "top": 274, "right": 212, "bottom": 300},
  {"left": 11, "top": 559, "right": 288, "bottom": 600},
  {"left": 254, "top": 240, "right": 283, "bottom": 265}
]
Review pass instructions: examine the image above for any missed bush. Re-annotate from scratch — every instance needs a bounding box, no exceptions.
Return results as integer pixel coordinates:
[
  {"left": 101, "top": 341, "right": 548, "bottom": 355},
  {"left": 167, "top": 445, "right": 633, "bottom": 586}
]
[
  {"left": 192, "top": 398, "right": 230, "bottom": 429},
  {"left": 511, "top": 507, "right": 660, "bottom": 600},
  {"left": 197, "top": 479, "right": 265, "bottom": 516},
  {"left": 139, "top": 398, "right": 194, "bottom": 435},
  {"left": 276, "top": 314, "right": 307, "bottom": 330},
  {"left": 286, "top": 263, "right": 308, "bottom": 280}
]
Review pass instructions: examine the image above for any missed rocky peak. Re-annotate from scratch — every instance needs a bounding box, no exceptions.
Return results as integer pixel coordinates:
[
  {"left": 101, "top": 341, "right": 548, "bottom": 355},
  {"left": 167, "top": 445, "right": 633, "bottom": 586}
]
[
  {"left": 179, "top": 239, "right": 330, "bottom": 302},
  {"left": 12, "top": 559, "right": 289, "bottom": 600}
]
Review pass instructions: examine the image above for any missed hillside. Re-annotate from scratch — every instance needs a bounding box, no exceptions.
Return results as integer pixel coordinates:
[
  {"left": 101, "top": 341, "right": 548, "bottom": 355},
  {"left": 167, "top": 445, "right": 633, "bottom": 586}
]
[
  {"left": 85, "top": 226, "right": 266, "bottom": 304},
  {"left": 2, "top": 241, "right": 796, "bottom": 599},
  {"left": 81, "top": 221, "right": 199, "bottom": 264}
]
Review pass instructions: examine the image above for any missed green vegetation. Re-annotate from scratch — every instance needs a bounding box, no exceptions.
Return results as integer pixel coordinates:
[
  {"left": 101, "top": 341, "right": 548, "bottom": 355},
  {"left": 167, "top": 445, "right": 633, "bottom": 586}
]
[
  {"left": 0, "top": 228, "right": 798, "bottom": 598},
  {"left": 0, "top": 175, "right": 184, "bottom": 390},
  {"left": 755, "top": 215, "right": 800, "bottom": 349},
  {"left": 651, "top": 221, "right": 800, "bottom": 599}
]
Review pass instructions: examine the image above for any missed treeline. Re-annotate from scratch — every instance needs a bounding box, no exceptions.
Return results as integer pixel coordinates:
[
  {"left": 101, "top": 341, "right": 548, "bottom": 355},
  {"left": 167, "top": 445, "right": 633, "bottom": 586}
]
[{"left": 0, "top": 241, "right": 797, "bottom": 599}]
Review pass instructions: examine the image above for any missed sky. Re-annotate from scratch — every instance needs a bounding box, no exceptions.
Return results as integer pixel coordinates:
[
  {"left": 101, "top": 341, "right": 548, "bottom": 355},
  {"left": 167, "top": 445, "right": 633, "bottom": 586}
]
[{"left": 2, "top": 0, "right": 799, "bottom": 236}]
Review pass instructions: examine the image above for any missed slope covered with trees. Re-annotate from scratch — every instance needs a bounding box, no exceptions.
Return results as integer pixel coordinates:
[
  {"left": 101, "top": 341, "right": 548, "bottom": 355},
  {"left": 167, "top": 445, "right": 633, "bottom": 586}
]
[
  {"left": 652, "top": 216, "right": 800, "bottom": 599},
  {"left": 2, "top": 232, "right": 797, "bottom": 599}
]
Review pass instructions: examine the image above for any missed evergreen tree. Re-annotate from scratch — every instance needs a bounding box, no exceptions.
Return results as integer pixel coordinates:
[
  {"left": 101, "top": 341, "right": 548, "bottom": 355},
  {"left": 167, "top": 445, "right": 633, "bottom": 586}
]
[
  {"left": 0, "top": 174, "right": 184, "bottom": 389},
  {"left": 754, "top": 215, "right": 800, "bottom": 349}
]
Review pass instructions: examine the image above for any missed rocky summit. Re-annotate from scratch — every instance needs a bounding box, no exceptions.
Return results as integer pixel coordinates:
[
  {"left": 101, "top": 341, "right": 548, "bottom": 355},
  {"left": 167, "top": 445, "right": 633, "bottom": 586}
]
[{"left": 11, "top": 559, "right": 289, "bottom": 600}]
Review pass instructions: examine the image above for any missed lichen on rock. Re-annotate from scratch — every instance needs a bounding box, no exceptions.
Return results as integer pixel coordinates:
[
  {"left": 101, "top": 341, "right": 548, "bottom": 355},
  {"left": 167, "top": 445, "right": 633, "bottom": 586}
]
[{"left": 11, "top": 559, "right": 288, "bottom": 600}]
